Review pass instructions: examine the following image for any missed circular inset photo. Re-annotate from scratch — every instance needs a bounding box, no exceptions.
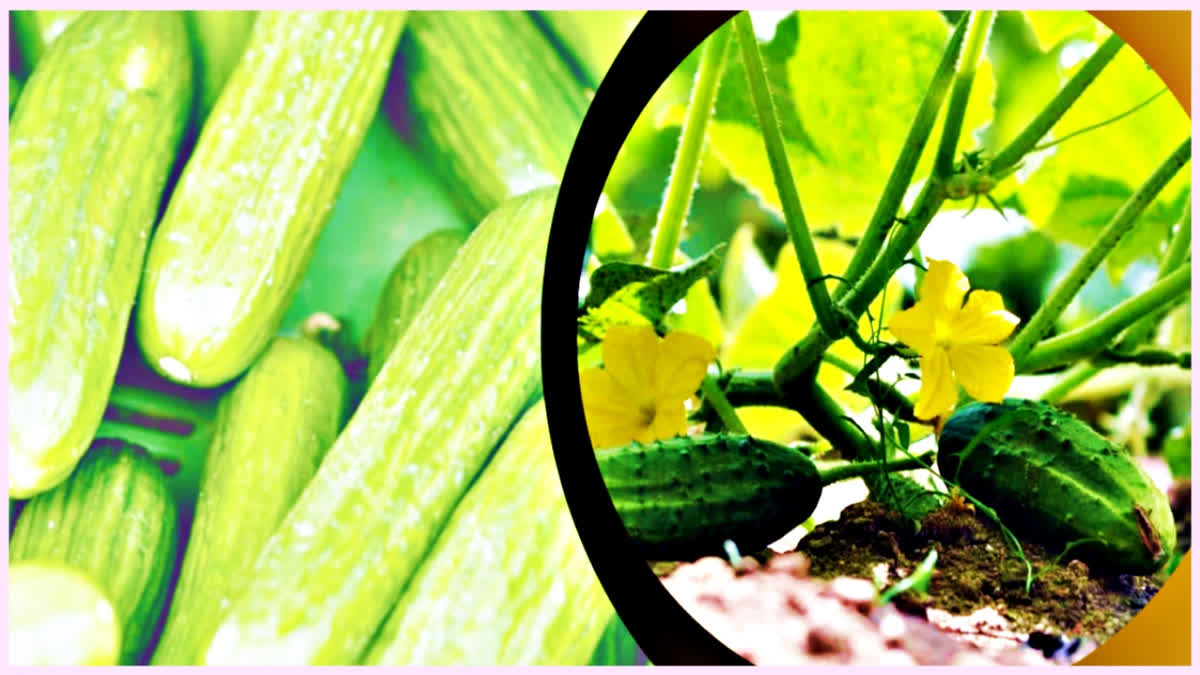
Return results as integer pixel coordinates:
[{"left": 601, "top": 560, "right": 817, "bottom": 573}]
[{"left": 545, "top": 9, "right": 1191, "bottom": 666}]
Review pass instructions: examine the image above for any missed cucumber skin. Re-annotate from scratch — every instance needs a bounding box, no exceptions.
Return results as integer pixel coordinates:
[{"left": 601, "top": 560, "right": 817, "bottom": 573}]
[
  {"left": 9, "top": 561, "right": 123, "bottom": 666},
  {"left": 137, "top": 11, "right": 406, "bottom": 388},
  {"left": 184, "top": 11, "right": 258, "bottom": 118},
  {"left": 363, "top": 228, "right": 470, "bottom": 383},
  {"left": 205, "top": 187, "right": 556, "bottom": 665},
  {"left": 364, "top": 402, "right": 613, "bottom": 665},
  {"left": 11, "top": 10, "right": 82, "bottom": 71},
  {"left": 8, "top": 11, "right": 193, "bottom": 498},
  {"left": 598, "top": 433, "right": 823, "bottom": 561},
  {"left": 939, "top": 399, "right": 1177, "bottom": 574},
  {"left": 151, "top": 336, "right": 348, "bottom": 665},
  {"left": 398, "top": 11, "right": 588, "bottom": 223},
  {"left": 10, "top": 444, "right": 178, "bottom": 664}
]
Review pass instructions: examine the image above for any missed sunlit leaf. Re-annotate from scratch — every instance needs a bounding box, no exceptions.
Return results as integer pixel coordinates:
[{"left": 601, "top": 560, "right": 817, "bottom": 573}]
[
  {"left": 665, "top": 279, "right": 725, "bottom": 348},
  {"left": 719, "top": 224, "right": 775, "bottom": 332}
]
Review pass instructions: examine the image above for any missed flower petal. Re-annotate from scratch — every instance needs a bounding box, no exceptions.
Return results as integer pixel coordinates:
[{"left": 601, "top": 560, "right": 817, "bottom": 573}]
[
  {"left": 644, "top": 400, "right": 688, "bottom": 443},
  {"left": 920, "top": 259, "right": 969, "bottom": 311},
  {"left": 948, "top": 344, "right": 1014, "bottom": 403},
  {"left": 601, "top": 324, "right": 660, "bottom": 400},
  {"left": 887, "top": 300, "right": 939, "bottom": 355},
  {"left": 580, "top": 368, "right": 644, "bottom": 448},
  {"left": 653, "top": 331, "right": 717, "bottom": 400},
  {"left": 913, "top": 348, "right": 957, "bottom": 421},
  {"left": 950, "top": 290, "right": 1020, "bottom": 345}
]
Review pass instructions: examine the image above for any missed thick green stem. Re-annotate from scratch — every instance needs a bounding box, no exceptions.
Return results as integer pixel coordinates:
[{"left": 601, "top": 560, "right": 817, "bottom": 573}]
[
  {"left": 1116, "top": 197, "right": 1191, "bottom": 351},
  {"left": 817, "top": 452, "right": 935, "bottom": 487},
  {"left": 647, "top": 23, "right": 731, "bottom": 268},
  {"left": 990, "top": 33, "right": 1126, "bottom": 174},
  {"left": 792, "top": 370, "right": 877, "bottom": 461},
  {"left": 700, "top": 374, "right": 746, "bottom": 433},
  {"left": 733, "top": 11, "right": 840, "bottom": 340},
  {"left": 1019, "top": 264, "right": 1191, "bottom": 372},
  {"left": 1040, "top": 363, "right": 1101, "bottom": 403},
  {"left": 1008, "top": 137, "right": 1192, "bottom": 362},
  {"left": 932, "top": 11, "right": 994, "bottom": 180},
  {"left": 837, "top": 12, "right": 970, "bottom": 298}
]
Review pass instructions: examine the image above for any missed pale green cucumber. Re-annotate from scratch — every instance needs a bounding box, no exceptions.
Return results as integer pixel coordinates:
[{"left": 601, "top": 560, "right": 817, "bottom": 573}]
[
  {"left": 185, "top": 10, "right": 258, "bottom": 118},
  {"left": 399, "top": 11, "right": 588, "bottom": 223},
  {"left": 9, "top": 561, "right": 122, "bottom": 666},
  {"left": 137, "top": 10, "right": 406, "bottom": 388},
  {"left": 363, "top": 401, "right": 613, "bottom": 665},
  {"left": 362, "top": 228, "right": 470, "bottom": 383},
  {"left": 537, "top": 11, "right": 643, "bottom": 87},
  {"left": 151, "top": 336, "right": 348, "bottom": 665},
  {"left": 11, "top": 10, "right": 81, "bottom": 71},
  {"left": 10, "top": 444, "right": 178, "bottom": 664},
  {"left": 205, "top": 187, "right": 556, "bottom": 665},
  {"left": 8, "top": 11, "right": 193, "bottom": 498}
]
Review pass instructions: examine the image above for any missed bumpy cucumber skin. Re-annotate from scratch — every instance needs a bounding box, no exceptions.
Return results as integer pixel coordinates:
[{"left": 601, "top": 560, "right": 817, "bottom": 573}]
[
  {"left": 598, "top": 433, "right": 823, "bottom": 561},
  {"left": 205, "top": 187, "right": 556, "bottom": 665},
  {"left": 939, "top": 399, "right": 1177, "bottom": 574},
  {"left": 363, "top": 229, "right": 470, "bottom": 383},
  {"left": 137, "top": 11, "right": 406, "bottom": 388},
  {"left": 8, "top": 11, "right": 193, "bottom": 499},
  {"left": 151, "top": 336, "right": 347, "bottom": 665},
  {"left": 399, "top": 11, "right": 588, "bottom": 223},
  {"left": 9, "top": 561, "right": 123, "bottom": 666},
  {"left": 184, "top": 11, "right": 258, "bottom": 118},
  {"left": 11, "top": 10, "right": 81, "bottom": 71},
  {"left": 11, "top": 445, "right": 178, "bottom": 664},
  {"left": 364, "top": 402, "right": 612, "bottom": 665}
]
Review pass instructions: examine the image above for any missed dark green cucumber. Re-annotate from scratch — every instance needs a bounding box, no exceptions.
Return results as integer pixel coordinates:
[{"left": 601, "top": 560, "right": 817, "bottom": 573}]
[
  {"left": 10, "top": 443, "right": 178, "bottom": 664},
  {"left": 363, "top": 229, "right": 470, "bottom": 383},
  {"left": 397, "top": 11, "right": 589, "bottom": 223},
  {"left": 939, "top": 398, "right": 1177, "bottom": 574},
  {"left": 151, "top": 336, "right": 347, "bottom": 665},
  {"left": 598, "top": 433, "right": 822, "bottom": 561},
  {"left": 9, "top": 10, "right": 193, "bottom": 499}
]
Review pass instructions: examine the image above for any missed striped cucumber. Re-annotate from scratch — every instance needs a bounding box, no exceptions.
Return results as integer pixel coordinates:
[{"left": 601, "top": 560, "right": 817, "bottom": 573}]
[
  {"left": 939, "top": 399, "right": 1177, "bottom": 574},
  {"left": 362, "top": 228, "right": 469, "bottom": 383},
  {"left": 11, "top": 444, "right": 178, "bottom": 664},
  {"left": 537, "top": 11, "right": 643, "bottom": 87},
  {"left": 184, "top": 10, "right": 258, "bottom": 118},
  {"left": 9, "top": 11, "right": 193, "bottom": 498},
  {"left": 151, "top": 336, "right": 348, "bottom": 665},
  {"left": 204, "top": 187, "right": 555, "bottom": 665},
  {"left": 363, "top": 401, "right": 613, "bottom": 665},
  {"left": 11, "top": 10, "right": 81, "bottom": 72},
  {"left": 9, "top": 561, "right": 122, "bottom": 666},
  {"left": 137, "top": 11, "right": 406, "bottom": 388},
  {"left": 395, "top": 11, "right": 589, "bottom": 223}
]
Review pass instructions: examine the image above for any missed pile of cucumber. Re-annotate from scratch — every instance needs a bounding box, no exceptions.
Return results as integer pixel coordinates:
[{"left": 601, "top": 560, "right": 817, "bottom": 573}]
[{"left": 8, "top": 10, "right": 642, "bottom": 665}]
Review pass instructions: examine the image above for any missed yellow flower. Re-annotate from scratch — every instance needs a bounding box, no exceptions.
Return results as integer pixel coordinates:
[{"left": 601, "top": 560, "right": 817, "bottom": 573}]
[
  {"left": 887, "top": 259, "right": 1020, "bottom": 422},
  {"left": 580, "top": 325, "right": 717, "bottom": 449}
]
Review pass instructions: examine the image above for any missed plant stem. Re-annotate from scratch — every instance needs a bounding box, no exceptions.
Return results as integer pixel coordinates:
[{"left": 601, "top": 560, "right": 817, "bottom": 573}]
[
  {"left": 733, "top": 11, "right": 841, "bottom": 340},
  {"left": 990, "top": 33, "right": 1125, "bottom": 174},
  {"left": 1116, "top": 196, "right": 1191, "bottom": 351},
  {"left": 794, "top": 371, "right": 877, "bottom": 461},
  {"left": 1018, "top": 264, "right": 1191, "bottom": 372},
  {"left": 647, "top": 23, "right": 732, "bottom": 268},
  {"left": 1008, "top": 137, "right": 1191, "bottom": 362},
  {"left": 700, "top": 373, "right": 746, "bottom": 433},
  {"left": 837, "top": 12, "right": 970, "bottom": 299},
  {"left": 932, "top": 10, "right": 994, "bottom": 180},
  {"left": 817, "top": 452, "right": 935, "bottom": 487},
  {"left": 1040, "top": 362, "right": 1101, "bottom": 403}
]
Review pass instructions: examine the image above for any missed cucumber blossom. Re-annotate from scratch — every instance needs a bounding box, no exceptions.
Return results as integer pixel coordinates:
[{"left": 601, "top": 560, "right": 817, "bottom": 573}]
[{"left": 938, "top": 398, "right": 1176, "bottom": 574}]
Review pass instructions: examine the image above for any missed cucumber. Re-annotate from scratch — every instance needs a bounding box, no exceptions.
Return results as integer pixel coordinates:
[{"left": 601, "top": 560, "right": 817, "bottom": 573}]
[
  {"left": 184, "top": 10, "right": 257, "bottom": 118},
  {"left": 363, "top": 401, "right": 613, "bottom": 665},
  {"left": 396, "top": 11, "right": 588, "bottom": 223},
  {"left": 204, "top": 187, "right": 555, "bottom": 665},
  {"left": 362, "top": 228, "right": 469, "bottom": 383},
  {"left": 280, "top": 112, "right": 468, "bottom": 346},
  {"left": 9, "top": 11, "right": 193, "bottom": 498},
  {"left": 939, "top": 398, "right": 1177, "bottom": 574},
  {"left": 537, "top": 11, "right": 643, "bottom": 88},
  {"left": 598, "top": 432, "right": 823, "bottom": 560},
  {"left": 11, "top": 444, "right": 178, "bottom": 664},
  {"left": 9, "top": 73, "right": 21, "bottom": 113},
  {"left": 9, "top": 561, "right": 122, "bottom": 666},
  {"left": 151, "top": 336, "right": 348, "bottom": 665},
  {"left": 11, "top": 10, "right": 81, "bottom": 72},
  {"left": 137, "top": 10, "right": 406, "bottom": 388}
]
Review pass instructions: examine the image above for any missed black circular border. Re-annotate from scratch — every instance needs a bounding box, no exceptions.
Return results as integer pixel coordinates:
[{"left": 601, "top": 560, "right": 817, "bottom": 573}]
[{"left": 541, "top": 10, "right": 747, "bottom": 666}]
